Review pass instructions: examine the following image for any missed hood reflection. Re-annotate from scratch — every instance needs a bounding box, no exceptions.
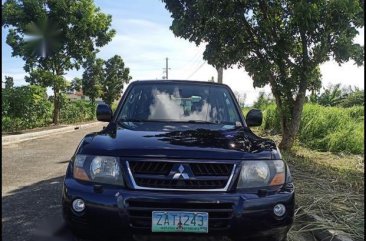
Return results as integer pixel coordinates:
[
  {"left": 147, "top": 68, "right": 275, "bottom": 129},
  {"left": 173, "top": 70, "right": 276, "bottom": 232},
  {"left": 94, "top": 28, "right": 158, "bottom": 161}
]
[{"left": 144, "top": 127, "right": 276, "bottom": 153}]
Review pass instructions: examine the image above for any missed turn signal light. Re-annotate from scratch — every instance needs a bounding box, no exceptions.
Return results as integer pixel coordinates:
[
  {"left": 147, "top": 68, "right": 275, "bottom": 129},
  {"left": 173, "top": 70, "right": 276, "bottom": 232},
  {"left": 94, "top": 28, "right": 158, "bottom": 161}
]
[{"left": 270, "top": 173, "right": 285, "bottom": 186}]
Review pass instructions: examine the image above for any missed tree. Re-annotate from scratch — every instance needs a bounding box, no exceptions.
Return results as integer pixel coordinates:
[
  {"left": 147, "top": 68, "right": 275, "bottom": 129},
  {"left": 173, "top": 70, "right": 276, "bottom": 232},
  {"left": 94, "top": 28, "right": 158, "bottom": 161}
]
[
  {"left": 162, "top": 0, "right": 364, "bottom": 150},
  {"left": 69, "top": 77, "right": 82, "bottom": 92},
  {"left": 4, "top": 76, "right": 14, "bottom": 89},
  {"left": 102, "top": 55, "right": 131, "bottom": 106},
  {"left": 340, "top": 89, "right": 364, "bottom": 107},
  {"left": 310, "top": 84, "right": 364, "bottom": 107},
  {"left": 317, "top": 83, "right": 344, "bottom": 106},
  {"left": 253, "top": 92, "right": 274, "bottom": 109},
  {"left": 82, "top": 58, "right": 104, "bottom": 105},
  {"left": 2, "top": 0, "right": 115, "bottom": 124}
]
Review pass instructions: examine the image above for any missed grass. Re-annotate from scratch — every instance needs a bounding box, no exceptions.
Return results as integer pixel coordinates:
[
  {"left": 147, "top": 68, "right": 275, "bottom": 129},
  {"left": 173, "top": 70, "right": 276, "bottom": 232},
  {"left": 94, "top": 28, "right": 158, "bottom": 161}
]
[
  {"left": 257, "top": 104, "right": 364, "bottom": 154},
  {"left": 253, "top": 128, "right": 364, "bottom": 241}
]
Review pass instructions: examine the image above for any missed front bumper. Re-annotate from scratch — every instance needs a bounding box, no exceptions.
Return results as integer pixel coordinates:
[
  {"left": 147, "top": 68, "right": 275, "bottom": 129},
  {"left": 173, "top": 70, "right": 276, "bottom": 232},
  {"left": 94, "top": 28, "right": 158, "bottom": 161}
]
[{"left": 62, "top": 177, "right": 294, "bottom": 240}]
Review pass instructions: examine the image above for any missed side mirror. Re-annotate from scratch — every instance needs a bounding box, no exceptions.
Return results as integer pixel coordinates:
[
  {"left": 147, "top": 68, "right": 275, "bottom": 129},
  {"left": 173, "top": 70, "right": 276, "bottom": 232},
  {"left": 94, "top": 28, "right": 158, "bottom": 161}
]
[
  {"left": 246, "top": 109, "right": 263, "bottom": 127},
  {"left": 96, "top": 104, "right": 112, "bottom": 122}
]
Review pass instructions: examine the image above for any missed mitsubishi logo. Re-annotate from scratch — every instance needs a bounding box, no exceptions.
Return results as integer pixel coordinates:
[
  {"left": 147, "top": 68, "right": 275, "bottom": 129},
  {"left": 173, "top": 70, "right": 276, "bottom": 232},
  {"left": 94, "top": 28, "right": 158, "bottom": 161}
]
[{"left": 170, "top": 164, "right": 193, "bottom": 180}]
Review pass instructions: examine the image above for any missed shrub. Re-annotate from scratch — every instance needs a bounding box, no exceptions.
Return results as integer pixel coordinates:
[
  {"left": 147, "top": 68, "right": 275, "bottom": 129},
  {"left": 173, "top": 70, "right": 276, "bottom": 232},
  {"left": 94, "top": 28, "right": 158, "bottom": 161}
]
[
  {"left": 339, "top": 90, "right": 364, "bottom": 107},
  {"left": 2, "top": 85, "right": 52, "bottom": 132},
  {"left": 261, "top": 104, "right": 281, "bottom": 133},
  {"left": 59, "top": 99, "right": 96, "bottom": 124},
  {"left": 252, "top": 91, "right": 274, "bottom": 109}
]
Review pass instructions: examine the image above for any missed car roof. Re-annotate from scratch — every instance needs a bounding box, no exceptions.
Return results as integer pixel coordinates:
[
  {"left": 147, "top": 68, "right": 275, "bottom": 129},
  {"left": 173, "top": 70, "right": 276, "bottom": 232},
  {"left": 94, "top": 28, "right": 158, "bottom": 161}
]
[{"left": 131, "top": 79, "right": 230, "bottom": 87}]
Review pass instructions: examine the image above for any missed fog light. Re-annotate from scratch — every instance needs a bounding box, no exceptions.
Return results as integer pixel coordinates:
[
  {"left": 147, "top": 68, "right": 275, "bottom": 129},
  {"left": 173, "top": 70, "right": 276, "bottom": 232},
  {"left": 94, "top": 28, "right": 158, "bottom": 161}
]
[
  {"left": 273, "top": 203, "right": 286, "bottom": 217},
  {"left": 72, "top": 198, "right": 85, "bottom": 212}
]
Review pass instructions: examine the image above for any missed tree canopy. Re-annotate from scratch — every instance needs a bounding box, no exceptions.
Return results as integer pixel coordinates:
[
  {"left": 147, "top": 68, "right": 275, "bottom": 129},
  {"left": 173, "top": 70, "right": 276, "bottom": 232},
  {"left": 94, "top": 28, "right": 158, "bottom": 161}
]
[
  {"left": 2, "top": 0, "right": 115, "bottom": 123},
  {"left": 73, "top": 55, "right": 131, "bottom": 106},
  {"left": 82, "top": 58, "right": 104, "bottom": 104},
  {"left": 162, "top": 0, "right": 364, "bottom": 149},
  {"left": 102, "top": 55, "right": 131, "bottom": 106},
  {"left": 4, "top": 76, "right": 14, "bottom": 89}
]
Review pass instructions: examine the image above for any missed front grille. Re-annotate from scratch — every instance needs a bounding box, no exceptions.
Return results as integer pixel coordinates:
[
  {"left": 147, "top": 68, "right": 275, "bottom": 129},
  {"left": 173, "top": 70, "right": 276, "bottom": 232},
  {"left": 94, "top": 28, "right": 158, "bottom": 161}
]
[
  {"left": 127, "top": 161, "right": 235, "bottom": 190},
  {"left": 126, "top": 199, "right": 233, "bottom": 231},
  {"left": 129, "top": 161, "right": 173, "bottom": 175},
  {"left": 190, "top": 163, "right": 233, "bottom": 176},
  {"left": 135, "top": 178, "right": 227, "bottom": 189}
]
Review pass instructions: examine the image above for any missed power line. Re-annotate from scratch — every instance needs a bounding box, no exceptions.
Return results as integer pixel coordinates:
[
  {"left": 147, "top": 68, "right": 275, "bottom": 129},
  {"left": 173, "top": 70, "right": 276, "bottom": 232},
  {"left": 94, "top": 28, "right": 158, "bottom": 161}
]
[
  {"left": 186, "top": 61, "right": 206, "bottom": 79},
  {"left": 179, "top": 48, "right": 203, "bottom": 71}
]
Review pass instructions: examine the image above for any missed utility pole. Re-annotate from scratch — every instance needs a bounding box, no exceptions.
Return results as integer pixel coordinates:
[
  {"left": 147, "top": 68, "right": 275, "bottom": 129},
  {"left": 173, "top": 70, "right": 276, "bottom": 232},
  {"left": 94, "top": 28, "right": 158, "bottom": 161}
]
[
  {"left": 217, "top": 67, "right": 223, "bottom": 83},
  {"left": 162, "top": 57, "right": 171, "bottom": 79}
]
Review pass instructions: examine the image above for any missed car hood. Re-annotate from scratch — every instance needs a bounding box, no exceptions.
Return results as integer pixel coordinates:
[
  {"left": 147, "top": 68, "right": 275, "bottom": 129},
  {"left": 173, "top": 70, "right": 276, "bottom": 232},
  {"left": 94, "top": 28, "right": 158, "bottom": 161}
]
[{"left": 77, "top": 123, "right": 280, "bottom": 160}]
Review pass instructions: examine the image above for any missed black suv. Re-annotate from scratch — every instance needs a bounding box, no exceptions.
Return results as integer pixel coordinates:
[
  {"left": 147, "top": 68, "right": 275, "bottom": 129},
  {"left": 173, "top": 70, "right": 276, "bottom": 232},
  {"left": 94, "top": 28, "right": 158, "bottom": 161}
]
[{"left": 62, "top": 80, "right": 295, "bottom": 241}]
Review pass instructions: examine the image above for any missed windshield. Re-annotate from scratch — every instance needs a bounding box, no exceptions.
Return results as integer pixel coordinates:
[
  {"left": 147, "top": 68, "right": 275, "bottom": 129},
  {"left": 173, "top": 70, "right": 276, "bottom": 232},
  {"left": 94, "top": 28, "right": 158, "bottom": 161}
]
[{"left": 117, "top": 83, "right": 242, "bottom": 125}]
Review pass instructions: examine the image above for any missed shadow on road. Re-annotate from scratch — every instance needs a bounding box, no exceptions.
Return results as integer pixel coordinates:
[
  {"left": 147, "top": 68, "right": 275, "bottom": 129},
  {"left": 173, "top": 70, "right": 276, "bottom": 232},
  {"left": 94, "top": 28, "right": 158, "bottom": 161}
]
[{"left": 2, "top": 176, "right": 78, "bottom": 241}]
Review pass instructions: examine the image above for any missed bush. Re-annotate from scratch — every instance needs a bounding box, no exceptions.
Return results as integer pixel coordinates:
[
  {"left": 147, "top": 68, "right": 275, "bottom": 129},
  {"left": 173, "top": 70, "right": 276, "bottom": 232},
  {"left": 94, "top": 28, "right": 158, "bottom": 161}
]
[
  {"left": 2, "top": 85, "right": 52, "bottom": 132},
  {"left": 339, "top": 90, "right": 364, "bottom": 108},
  {"left": 59, "top": 99, "right": 96, "bottom": 124},
  {"left": 256, "top": 103, "right": 364, "bottom": 154},
  {"left": 261, "top": 104, "right": 281, "bottom": 133},
  {"left": 2, "top": 86, "right": 97, "bottom": 132}
]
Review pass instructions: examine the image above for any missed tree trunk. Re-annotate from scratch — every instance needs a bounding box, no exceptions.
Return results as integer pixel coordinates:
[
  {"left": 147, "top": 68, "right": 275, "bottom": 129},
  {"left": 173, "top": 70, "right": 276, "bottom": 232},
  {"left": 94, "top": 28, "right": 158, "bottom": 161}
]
[
  {"left": 52, "top": 88, "right": 60, "bottom": 125},
  {"left": 217, "top": 67, "right": 223, "bottom": 83},
  {"left": 278, "top": 93, "right": 306, "bottom": 150}
]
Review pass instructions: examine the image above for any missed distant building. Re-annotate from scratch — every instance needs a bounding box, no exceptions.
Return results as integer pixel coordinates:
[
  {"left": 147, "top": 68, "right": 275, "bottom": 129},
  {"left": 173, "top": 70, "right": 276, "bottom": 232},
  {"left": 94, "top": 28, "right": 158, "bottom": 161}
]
[{"left": 65, "top": 90, "right": 103, "bottom": 103}]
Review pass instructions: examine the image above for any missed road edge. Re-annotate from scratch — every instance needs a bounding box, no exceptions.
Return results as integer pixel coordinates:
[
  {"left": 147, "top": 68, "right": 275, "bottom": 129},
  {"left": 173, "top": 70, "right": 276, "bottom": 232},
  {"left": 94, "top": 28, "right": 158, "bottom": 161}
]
[{"left": 2, "top": 122, "right": 103, "bottom": 145}]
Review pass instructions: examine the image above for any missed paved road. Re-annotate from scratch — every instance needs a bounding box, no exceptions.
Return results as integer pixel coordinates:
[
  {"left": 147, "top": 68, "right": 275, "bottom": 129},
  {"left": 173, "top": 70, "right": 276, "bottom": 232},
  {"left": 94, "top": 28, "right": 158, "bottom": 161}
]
[{"left": 2, "top": 123, "right": 316, "bottom": 241}]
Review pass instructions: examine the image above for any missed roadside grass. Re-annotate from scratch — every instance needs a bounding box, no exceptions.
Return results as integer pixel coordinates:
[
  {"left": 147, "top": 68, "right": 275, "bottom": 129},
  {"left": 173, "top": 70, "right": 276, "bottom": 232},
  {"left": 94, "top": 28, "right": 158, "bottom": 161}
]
[{"left": 252, "top": 128, "right": 364, "bottom": 241}]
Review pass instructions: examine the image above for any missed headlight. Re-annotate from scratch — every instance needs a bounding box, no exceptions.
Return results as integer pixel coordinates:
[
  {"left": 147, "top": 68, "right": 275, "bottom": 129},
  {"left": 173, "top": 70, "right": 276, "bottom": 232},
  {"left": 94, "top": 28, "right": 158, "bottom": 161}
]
[
  {"left": 237, "top": 160, "right": 285, "bottom": 188},
  {"left": 73, "top": 154, "right": 124, "bottom": 186}
]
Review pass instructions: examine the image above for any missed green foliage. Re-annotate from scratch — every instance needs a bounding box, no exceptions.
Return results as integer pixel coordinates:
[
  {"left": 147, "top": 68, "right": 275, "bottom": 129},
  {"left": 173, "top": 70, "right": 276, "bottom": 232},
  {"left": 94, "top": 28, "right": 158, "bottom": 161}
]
[
  {"left": 252, "top": 92, "right": 274, "bottom": 109},
  {"left": 259, "top": 104, "right": 364, "bottom": 154},
  {"left": 163, "top": 0, "right": 364, "bottom": 150},
  {"left": 2, "top": 0, "right": 115, "bottom": 123},
  {"left": 261, "top": 104, "right": 281, "bottom": 133},
  {"left": 309, "top": 84, "right": 364, "bottom": 108},
  {"left": 69, "top": 77, "right": 82, "bottom": 92},
  {"left": 2, "top": 85, "right": 97, "bottom": 132},
  {"left": 4, "top": 76, "right": 14, "bottom": 89},
  {"left": 339, "top": 89, "right": 364, "bottom": 107},
  {"left": 2, "top": 85, "right": 52, "bottom": 132},
  {"left": 111, "top": 101, "right": 119, "bottom": 113},
  {"left": 317, "top": 83, "right": 344, "bottom": 106},
  {"left": 82, "top": 58, "right": 104, "bottom": 104},
  {"left": 80, "top": 55, "right": 131, "bottom": 106},
  {"left": 59, "top": 99, "right": 96, "bottom": 124},
  {"left": 241, "top": 107, "right": 251, "bottom": 117},
  {"left": 102, "top": 55, "right": 131, "bottom": 106}
]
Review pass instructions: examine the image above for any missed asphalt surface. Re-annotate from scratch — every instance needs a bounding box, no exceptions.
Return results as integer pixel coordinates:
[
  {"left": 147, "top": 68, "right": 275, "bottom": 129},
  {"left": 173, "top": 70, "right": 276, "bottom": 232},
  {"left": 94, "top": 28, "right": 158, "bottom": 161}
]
[{"left": 2, "top": 123, "right": 316, "bottom": 241}]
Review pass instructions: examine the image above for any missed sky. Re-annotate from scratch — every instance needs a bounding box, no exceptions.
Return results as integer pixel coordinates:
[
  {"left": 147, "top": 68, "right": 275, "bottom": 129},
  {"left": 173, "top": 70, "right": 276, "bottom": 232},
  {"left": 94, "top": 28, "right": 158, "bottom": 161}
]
[{"left": 2, "top": 0, "right": 365, "bottom": 105}]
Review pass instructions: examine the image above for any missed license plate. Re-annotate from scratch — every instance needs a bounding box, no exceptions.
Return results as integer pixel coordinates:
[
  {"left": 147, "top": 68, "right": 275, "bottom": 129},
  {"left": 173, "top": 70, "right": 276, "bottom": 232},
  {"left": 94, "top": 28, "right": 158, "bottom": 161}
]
[{"left": 152, "top": 211, "right": 208, "bottom": 233}]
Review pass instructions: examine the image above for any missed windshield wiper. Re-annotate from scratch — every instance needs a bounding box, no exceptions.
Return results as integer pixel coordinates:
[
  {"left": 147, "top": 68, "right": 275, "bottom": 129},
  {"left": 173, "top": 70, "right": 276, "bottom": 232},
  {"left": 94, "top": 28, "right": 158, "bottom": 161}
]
[
  {"left": 186, "top": 120, "right": 217, "bottom": 124},
  {"left": 119, "top": 119, "right": 144, "bottom": 123},
  {"left": 118, "top": 119, "right": 223, "bottom": 125}
]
